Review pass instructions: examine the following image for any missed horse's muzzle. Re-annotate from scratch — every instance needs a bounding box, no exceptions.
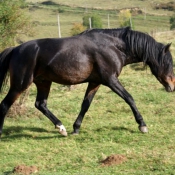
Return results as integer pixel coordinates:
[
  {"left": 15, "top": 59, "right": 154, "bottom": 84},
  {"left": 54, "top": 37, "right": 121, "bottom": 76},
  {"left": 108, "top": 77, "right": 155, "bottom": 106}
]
[
  {"left": 165, "top": 85, "right": 174, "bottom": 92},
  {"left": 166, "top": 76, "right": 175, "bottom": 92}
]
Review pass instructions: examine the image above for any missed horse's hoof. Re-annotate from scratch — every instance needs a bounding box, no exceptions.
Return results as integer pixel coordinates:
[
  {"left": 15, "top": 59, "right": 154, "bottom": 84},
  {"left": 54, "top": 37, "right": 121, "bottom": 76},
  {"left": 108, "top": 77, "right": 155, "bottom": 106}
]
[
  {"left": 139, "top": 126, "right": 148, "bottom": 133},
  {"left": 59, "top": 130, "right": 68, "bottom": 137},
  {"left": 71, "top": 132, "right": 79, "bottom": 135},
  {"left": 56, "top": 125, "right": 68, "bottom": 137}
]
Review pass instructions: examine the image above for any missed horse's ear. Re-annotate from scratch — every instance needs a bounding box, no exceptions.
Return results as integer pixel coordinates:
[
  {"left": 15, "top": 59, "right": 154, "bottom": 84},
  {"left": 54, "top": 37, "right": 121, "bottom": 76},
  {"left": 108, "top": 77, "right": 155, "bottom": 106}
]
[{"left": 163, "top": 43, "right": 171, "bottom": 53}]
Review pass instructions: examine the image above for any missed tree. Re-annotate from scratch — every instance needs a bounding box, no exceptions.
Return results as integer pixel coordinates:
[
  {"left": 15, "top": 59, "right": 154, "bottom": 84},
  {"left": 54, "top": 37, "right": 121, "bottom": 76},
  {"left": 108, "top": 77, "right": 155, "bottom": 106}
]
[
  {"left": 70, "top": 23, "right": 86, "bottom": 36},
  {"left": 83, "top": 14, "right": 103, "bottom": 29},
  {"left": 0, "top": 0, "right": 32, "bottom": 50}
]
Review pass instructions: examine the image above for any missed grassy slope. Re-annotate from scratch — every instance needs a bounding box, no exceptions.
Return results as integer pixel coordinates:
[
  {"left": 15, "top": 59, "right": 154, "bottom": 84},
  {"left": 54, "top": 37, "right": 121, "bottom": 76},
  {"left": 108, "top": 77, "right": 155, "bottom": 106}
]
[
  {"left": 23, "top": 0, "right": 173, "bottom": 40},
  {"left": 26, "top": 0, "right": 172, "bottom": 12},
  {"left": 0, "top": 1, "right": 175, "bottom": 175}
]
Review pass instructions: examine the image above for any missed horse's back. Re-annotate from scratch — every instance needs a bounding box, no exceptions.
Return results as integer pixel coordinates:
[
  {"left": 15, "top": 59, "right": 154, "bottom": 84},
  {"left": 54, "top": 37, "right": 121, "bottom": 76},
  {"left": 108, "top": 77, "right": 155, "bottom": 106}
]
[{"left": 10, "top": 37, "right": 97, "bottom": 85}]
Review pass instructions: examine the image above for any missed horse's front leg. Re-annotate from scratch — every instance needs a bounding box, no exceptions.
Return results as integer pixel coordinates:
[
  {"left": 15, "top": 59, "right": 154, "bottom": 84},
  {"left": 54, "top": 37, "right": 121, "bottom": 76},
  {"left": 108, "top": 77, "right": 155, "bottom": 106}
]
[
  {"left": 72, "top": 83, "right": 100, "bottom": 134},
  {"left": 107, "top": 75, "right": 148, "bottom": 133}
]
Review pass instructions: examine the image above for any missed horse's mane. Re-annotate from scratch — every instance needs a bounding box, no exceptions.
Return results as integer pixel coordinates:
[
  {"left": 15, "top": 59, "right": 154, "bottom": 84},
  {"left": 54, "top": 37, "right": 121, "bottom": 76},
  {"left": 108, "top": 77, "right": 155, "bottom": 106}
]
[
  {"left": 120, "top": 28, "right": 173, "bottom": 75},
  {"left": 79, "top": 27, "right": 158, "bottom": 64},
  {"left": 79, "top": 27, "right": 173, "bottom": 75},
  {"left": 121, "top": 27, "right": 160, "bottom": 64}
]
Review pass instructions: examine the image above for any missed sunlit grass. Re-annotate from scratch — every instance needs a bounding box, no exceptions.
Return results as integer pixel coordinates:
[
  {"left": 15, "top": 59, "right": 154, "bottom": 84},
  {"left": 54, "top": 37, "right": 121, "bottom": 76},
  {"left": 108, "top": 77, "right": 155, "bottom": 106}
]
[
  {"left": 26, "top": 0, "right": 173, "bottom": 15},
  {"left": 1, "top": 1, "right": 175, "bottom": 174},
  {"left": 1, "top": 62, "right": 175, "bottom": 174},
  {"left": 23, "top": 0, "right": 172, "bottom": 41}
]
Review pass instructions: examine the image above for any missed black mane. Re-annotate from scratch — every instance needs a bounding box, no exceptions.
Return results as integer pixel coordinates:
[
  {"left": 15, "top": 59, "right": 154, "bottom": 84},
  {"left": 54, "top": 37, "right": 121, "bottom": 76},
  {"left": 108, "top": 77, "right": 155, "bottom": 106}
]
[
  {"left": 120, "top": 28, "right": 173, "bottom": 76},
  {"left": 80, "top": 27, "right": 158, "bottom": 63}
]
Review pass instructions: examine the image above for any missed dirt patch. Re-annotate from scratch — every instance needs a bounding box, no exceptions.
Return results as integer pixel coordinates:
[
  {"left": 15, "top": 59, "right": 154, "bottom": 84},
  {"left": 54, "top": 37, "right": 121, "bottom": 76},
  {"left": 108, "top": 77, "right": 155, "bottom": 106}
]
[
  {"left": 13, "top": 165, "right": 38, "bottom": 175},
  {"left": 100, "top": 154, "right": 127, "bottom": 166}
]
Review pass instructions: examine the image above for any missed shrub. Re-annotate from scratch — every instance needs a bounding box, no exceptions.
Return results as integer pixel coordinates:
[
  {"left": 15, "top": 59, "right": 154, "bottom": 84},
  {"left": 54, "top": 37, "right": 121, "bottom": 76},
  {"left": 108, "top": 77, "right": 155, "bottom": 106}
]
[
  {"left": 118, "top": 9, "right": 134, "bottom": 29},
  {"left": 170, "top": 14, "right": 175, "bottom": 30},
  {"left": 83, "top": 14, "right": 103, "bottom": 28},
  {"left": 118, "top": 10, "right": 131, "bottom": 27},
  {"left": 70, "top": 23, "right": 86, "bottom": 36}
]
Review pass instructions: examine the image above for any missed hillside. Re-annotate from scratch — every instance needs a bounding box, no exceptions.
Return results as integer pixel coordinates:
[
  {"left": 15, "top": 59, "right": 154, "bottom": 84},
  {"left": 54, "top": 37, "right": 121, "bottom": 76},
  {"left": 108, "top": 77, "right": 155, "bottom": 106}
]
[
  {"left": 26, "top": 0, "right": 174, "bottom": 13},
  {"left": 22, "top": 0, "right": 175, "bottom": 41}
]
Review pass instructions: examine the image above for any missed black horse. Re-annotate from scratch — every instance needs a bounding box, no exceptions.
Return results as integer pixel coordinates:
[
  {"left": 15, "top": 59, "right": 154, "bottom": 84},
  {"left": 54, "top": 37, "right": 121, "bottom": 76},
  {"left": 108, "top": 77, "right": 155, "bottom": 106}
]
[{"left": 0, "top": 27, "right": 175, "bottom": 137}]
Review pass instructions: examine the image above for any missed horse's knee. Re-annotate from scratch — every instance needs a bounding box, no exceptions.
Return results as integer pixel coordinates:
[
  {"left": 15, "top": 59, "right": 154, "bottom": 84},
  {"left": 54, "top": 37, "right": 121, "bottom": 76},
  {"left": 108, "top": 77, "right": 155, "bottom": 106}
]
[
  {"left": 35, "top": 101, "right": 47, "bottom": 112},
  {"left": 35, "top": 101, "right": 43, "bottom": 110}
]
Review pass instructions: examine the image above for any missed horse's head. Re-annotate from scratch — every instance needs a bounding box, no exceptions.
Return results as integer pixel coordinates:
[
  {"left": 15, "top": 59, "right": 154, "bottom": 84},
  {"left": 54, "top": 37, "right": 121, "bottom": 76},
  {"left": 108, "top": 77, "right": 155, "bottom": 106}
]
[{"left": 150, "top": 43, "right": 175, "bottom": 92}]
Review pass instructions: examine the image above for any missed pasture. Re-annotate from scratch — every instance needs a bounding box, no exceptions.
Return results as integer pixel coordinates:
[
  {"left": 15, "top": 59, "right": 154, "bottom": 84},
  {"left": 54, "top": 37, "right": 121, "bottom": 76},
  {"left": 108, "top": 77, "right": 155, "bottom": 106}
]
[
  {"left": 1, "top": 33, "right": 175, "bottom": 174},
  {"left": 1, "top": 65, "right": 175, "bottom": 174},
  {"left": 0, "top": 1, "right": 175, "bottom": 174},
  {"left": 26, "top": 0, "right": 174, "bottom": 12},
  {"left": 23, "top": 0, "right": 173, "bottom": 40}
]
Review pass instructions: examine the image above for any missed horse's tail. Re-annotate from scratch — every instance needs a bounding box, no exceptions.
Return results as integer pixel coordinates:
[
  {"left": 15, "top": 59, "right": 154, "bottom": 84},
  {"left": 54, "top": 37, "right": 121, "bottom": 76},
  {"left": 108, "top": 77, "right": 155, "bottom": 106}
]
[{"left": 0, "top": 47, "right": 14, "bottom": 93}]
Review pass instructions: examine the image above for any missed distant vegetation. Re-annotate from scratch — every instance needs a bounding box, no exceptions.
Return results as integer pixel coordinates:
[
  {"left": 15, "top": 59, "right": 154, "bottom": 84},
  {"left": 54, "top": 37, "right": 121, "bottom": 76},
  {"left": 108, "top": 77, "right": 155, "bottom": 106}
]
[
  {"left": 154, "top": 1, "right": 175, "bottom": 11},
  {"left": 1, "top": 0, "right": 175, "bottom": 44},
  {"left": 170, "top": 13, "right": 175, "bottom": 29},
  {"left": 0, "top": 0, "right": 32, "bottom": 50},
  {"left": 70, "top": 23, "right": 85, "bottom": 36},
  {"left": 118, "top": 10, "right": 134, "bottom": 29},
  {"left": 23, "top": 0, "right": 174, "bottom": 40},
  {"left": 83, "top": 14, "right": 103, "bottom": 29}
]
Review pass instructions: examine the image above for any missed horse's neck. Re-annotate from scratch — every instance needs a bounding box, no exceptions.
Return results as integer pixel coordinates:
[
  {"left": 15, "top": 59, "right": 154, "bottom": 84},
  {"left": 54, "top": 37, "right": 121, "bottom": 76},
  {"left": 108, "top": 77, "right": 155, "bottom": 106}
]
[{"left": 124, "top": 56, "right": 142, "bottom": 66}]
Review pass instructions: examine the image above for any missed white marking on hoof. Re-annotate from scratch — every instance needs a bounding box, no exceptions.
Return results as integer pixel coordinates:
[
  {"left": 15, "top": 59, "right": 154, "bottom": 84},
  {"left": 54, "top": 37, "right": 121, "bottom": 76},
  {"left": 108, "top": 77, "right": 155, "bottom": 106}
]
[
  {"left": 56, "top": 125, "right": 68, "bottom": 137},
  {"left": 139, "top": 126, "right": 148, "bottom": 133}
]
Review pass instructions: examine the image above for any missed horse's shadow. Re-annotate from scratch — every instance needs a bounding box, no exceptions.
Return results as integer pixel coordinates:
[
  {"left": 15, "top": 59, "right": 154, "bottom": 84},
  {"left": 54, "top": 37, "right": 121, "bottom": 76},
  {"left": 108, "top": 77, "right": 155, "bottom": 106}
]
[
  {"left": 96, "top": 125, "right": 137, "bottom": 133},
  {"left": 1, "top": 126, "right": 63, "bottom": 141},
  {"left": 2, "top": 125, "right": 137, "bottom": 141}
]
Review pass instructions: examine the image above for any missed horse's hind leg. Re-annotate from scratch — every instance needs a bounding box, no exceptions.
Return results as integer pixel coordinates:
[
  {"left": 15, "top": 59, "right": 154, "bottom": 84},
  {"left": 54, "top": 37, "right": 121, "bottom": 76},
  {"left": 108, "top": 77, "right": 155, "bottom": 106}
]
[
  {"left": 0, "top": 89, "right": 22, "bottom": 138},
  {"left": 72, "top": 83, "right": 100, "bottom": 134},
  {"left": 34, "top": 80, "right": 67, "bottom": 136}
]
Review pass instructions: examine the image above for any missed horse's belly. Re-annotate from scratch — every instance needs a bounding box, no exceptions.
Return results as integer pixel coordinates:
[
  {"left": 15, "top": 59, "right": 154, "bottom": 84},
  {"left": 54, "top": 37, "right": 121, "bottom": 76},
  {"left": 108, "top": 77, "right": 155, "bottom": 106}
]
[{"left": 44, "top": 60, "right": 93, "bottom": 85}]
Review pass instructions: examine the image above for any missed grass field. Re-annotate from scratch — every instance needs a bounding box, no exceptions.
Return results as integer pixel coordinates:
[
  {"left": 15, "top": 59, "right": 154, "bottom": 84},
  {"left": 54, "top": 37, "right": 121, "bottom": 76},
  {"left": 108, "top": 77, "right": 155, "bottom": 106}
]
[
  {"left": 0, "top": 1, "right": 175, "bottom": 175},
  {"left": 1, "top": 31, "right": 175, "bottom": 174},
  {"left": 1, "top": 63, "right": 175, "bottom": 174},
  {"left": 22, "top": 0, "right": 173, "bottom": 40},
  {"left": 26, "top": 0, "right": 173, "bottom": 12}
]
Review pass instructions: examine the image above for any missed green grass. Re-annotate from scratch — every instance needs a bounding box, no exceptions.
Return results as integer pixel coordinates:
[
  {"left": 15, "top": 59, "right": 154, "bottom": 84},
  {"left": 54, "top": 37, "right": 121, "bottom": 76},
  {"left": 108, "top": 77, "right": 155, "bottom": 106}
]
[
  {"left": 26, "top": 0, "right": 173, "bottom": 13},
  {"left": 23, "top": 0, "right": 173, "bottom": 40},
  {"left": 1, "top": 64, "right": 175, "bottom": 174},
  {"left": 1, "top": 1, "right": 175, "bottom": 174}
]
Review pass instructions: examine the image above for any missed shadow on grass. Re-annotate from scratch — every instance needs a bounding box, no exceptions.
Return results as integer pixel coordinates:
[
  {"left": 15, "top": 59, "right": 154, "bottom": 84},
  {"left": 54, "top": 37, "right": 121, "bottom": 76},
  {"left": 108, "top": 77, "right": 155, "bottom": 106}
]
[
  {"left": 3, "top": 171, "right": 13, "bottom": 175},
  {"left": 1, "top": 126, "right": 64, "bottom": 141},
  {"left": 96, "top": 125, "right": 137, "bottom": 133}
]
